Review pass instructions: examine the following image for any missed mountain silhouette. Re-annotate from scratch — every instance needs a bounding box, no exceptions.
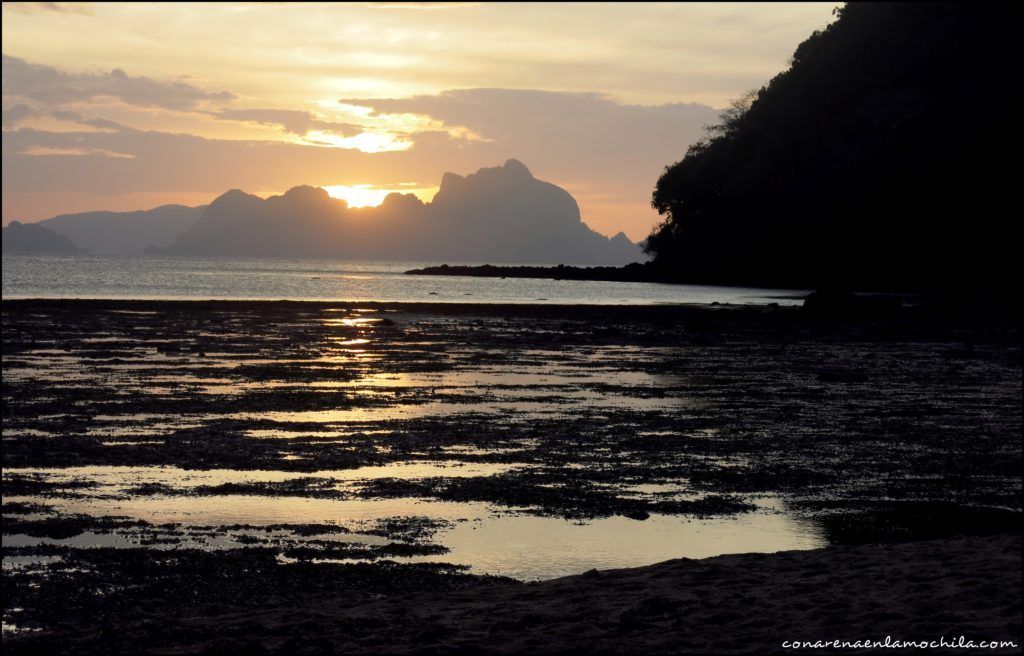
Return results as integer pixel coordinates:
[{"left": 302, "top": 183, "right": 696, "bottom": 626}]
[
  {"left": 645, "top": 3, "right": 1018, "bottom": 292},
  {"left": 406, "top": 159, "right": 638, "bottom": 263},
  {"left": 2, "top": 220, "right": 86, "bottom": 255},
  {"left": 159, "top": 186, "right": 349, "bottom": 258},
  {"left": 156, "top": 160, "right": 641, "bottom": 264},
  {"left": 39, "top": 205, "right": 205, "bottom": 255}
]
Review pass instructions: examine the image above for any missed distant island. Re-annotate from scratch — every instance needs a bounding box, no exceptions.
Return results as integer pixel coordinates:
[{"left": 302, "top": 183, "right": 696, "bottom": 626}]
[
  {"left": 38, "top": 205, "right": 204, "bottom": 256},
  {"left": 151, "top": 160, "right": 640, "bottom": 265},
  {"left": 1, "top": 221, "right": 86, "bottom": 255},
  {"left": 4, "top": 160, "right": 640, "bottom": 265}
]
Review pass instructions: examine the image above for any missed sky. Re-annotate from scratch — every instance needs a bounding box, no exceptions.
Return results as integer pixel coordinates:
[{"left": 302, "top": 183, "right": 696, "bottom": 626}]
[{"left": 1, "top": 2, "right": 839, "bottom": 241}]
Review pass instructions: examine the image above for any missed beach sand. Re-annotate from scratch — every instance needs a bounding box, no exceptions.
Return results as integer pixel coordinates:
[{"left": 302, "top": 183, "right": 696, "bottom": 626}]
[{"left": 9, "top": 534, "right": 1019, "bottom": 654}]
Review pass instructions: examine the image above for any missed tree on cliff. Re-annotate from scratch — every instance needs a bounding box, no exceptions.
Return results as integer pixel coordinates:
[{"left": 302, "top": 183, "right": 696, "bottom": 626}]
[{"left": 645, "top": 3, "right": 1019, "bottom": 291}]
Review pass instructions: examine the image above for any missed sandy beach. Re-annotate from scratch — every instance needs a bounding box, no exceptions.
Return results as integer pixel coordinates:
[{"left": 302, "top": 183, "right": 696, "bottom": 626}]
[
  {"left": 6, "top": 535, "right": 1020, "bottom": 654},
  {"left": 64, "top": 536, "right": 1024, "bottom": 650}
]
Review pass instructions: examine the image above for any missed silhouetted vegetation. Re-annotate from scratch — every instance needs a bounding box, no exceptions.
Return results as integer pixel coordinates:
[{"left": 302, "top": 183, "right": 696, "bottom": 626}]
[
  {"left": 646, "top": 3, "right": 1019, "bottom": 292},
  {"left": 405, "top": 262, "right": 657, "bottom": 283}
]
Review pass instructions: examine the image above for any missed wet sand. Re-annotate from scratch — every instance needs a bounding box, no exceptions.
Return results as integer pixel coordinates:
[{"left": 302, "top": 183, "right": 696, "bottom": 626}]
[
  {"left": 7, "top": 535, "right": 1020, "bottom": 654},
  {"left": 2, "top": 299, "right": 1021, "bottom": 652},
  {"left": 159, "top": 533, "right": 1024, "bottom": 654}
]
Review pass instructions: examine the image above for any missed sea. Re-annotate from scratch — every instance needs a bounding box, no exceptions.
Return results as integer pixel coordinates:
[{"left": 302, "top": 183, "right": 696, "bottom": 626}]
[{"left": 1, "top": 254, "right": 806, "bottom": 305}]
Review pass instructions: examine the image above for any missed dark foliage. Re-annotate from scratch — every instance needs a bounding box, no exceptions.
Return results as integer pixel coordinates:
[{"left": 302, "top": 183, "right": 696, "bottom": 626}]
[
  {"left": 405, "top": 262, "right": 658, "bottom": 282},
  {"left": 647, "top": 3, "right": 1020, "bottom": 292}
]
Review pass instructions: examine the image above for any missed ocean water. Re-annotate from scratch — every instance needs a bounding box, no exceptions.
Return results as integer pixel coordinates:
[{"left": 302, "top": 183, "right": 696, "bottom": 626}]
[{"left": 1, "top": 254, "right": 806, "bottom": 305}]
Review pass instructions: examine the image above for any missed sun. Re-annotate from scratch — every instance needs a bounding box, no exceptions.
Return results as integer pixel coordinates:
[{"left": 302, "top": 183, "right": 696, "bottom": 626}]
[
  {"left": 323, "top": 184, "right": 439, "bottom": 208},
  {"left": 323, "top": 184, "right": 392, "bottom": 208}
]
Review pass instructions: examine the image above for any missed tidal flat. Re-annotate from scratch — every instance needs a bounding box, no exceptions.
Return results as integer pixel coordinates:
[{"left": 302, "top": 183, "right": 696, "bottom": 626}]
[{"left": 2, "top": 299, "right": 1020, "bottom": 652}]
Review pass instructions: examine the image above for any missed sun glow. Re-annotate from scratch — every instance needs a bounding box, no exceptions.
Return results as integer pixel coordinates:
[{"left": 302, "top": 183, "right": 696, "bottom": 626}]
[
  {"left": 323, "top": 184, "right": 438, "bottom": 208},
  {"left": 305, "top": 130, "right": 412, "bottom": 153},
  {"left": 323, "top": 185, "right": 391, "bottom": 208}
]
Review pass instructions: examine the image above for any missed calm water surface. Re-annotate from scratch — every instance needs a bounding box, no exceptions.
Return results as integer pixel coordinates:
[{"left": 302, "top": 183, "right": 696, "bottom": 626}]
[{"left": 1, "top": 254, "right": 806, "bottom": 305}]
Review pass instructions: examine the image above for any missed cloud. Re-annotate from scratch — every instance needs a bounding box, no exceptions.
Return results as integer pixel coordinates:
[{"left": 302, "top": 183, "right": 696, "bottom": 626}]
[
  {"left": 367, "top": 2, "right": 481, "bottom": 9},
  {"left": 20, "top": 145, "right": 134, "bottom": 158},
  {"left": 213, "top": 108, "right": 360, "bottom": 137},
  {"left": 48, "top": 109, "right": 128, "bottom": 131},
  {"left": 342, "top": 89, "right": 716, "bottom": 174},
  {"left": 342, "top": 89, "right": 719, "bottom": 236},
  {"left": 76, "top": 116, "right": 128, "bottom": 131},
  {"left": 1, "top": 55, "right": 235, "bottom": 110},
  {"left": 2, "top": 104, "right": 38, "bottom": 127},
  {"left": 1, "top": 126, "right": 422, "bottom": 196},
  {"left": 4, "top": 2, "right": 93, "bottom": 15},
  {"left": 2, "top": 104, "right": 129, "bottom": 131},
  {"left": 2, "top": 88, "right": 717, "bottom": 240}
]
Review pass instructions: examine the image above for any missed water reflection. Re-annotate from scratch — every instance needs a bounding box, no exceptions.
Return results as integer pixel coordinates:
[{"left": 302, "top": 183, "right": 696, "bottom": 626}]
[
  {"left": 5, "top": 461, "right": 516, "bottom": 490},
  {"left": 2, "top": 254, "right": 809, "bottom": 305},
  {"left": 410, "top": 508, "right": 825, "bottom": 580},
  {"left": 6, "top": 487, "right": 825, "bottom": 580},
  {"left": 4, "top": 302, "right": 829, "bottom": 584}
]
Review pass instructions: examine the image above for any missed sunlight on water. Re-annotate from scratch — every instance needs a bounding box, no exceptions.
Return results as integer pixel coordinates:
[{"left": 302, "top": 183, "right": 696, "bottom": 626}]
[
  {"left": 4, "top": 462, "right": 518, "bottom": 489},
  {"left": 409, "top": 509, "right": 826, "bottom": 580},
  {"left": 2, "top": 300, "right": 833, "bottom": 584},
  {"left": 1, "top": 254, "right": 807, "bottom": 305},
  {"left": 5, "top": 487, "right": 824, "bottom": 580}
]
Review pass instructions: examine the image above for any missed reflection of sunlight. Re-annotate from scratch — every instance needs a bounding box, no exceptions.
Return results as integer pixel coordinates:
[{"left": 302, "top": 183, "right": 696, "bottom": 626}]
[
  {"left": 330, "top": 338, "right": 371, "bottom": 346},
  {"left": 50, "top": 494, "right": 485, "bottom": 527},
  {"left": 5, "top": 461, "right": 510, "bottom": 489},
  {"left": 17, "top": 472, "right": 824, "bottom": 580},
  {"left": 407, "top": 508, "right": 825, "bottom": 580},
  {"left": 322, "top": 316, "right": 379, "bottom": 327}
]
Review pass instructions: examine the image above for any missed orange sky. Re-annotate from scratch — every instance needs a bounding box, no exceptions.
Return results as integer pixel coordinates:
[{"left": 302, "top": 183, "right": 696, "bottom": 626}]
[{"left": 1, "top": 2, "right": 839, "bottom": 241}]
